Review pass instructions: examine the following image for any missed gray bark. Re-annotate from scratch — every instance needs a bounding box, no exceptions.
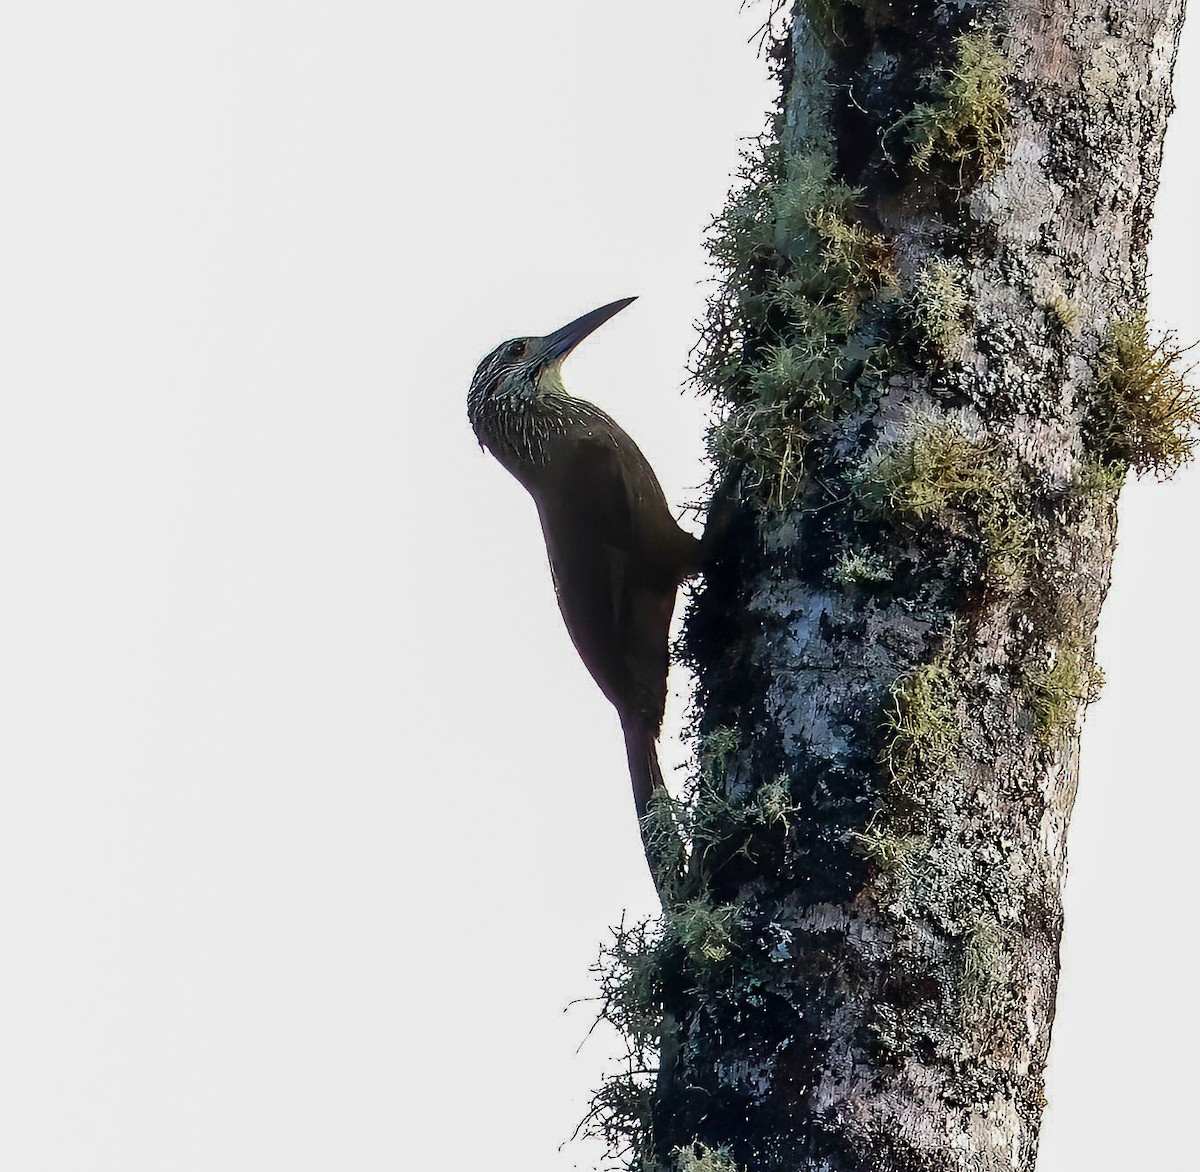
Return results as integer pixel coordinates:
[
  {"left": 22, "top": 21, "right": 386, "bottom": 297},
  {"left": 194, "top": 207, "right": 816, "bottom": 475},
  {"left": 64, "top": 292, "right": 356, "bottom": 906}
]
[{"left": 607, "top": 3, "right": 1188, "bottom": 1171}]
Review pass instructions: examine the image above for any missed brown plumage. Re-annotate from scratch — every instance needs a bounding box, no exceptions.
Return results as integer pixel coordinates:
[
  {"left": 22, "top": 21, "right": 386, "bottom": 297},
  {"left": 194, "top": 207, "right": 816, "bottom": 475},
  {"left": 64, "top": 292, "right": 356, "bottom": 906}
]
[{"left": 467, "top": 297, "right": 705, "bottom": 819}]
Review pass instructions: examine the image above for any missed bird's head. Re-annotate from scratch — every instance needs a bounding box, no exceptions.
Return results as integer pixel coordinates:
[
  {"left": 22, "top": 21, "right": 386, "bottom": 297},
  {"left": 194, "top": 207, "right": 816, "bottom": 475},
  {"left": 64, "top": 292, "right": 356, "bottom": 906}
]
[{"left": 467, "top": 297, "right": 636, "bottom": 440}]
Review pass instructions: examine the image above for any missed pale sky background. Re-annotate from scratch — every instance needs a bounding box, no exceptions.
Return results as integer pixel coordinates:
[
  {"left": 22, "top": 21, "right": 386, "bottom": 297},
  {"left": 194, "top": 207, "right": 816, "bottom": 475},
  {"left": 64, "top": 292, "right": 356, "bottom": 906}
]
[{"left": 1, "top": 3, "right": 1196, "bottom": 1169}]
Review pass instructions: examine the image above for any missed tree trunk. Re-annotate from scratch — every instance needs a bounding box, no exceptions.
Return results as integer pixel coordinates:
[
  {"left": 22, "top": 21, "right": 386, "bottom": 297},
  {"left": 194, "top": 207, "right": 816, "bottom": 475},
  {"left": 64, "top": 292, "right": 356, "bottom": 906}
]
[{"left": 589, "top": 3, "right": 1191, "bottom": 1170}]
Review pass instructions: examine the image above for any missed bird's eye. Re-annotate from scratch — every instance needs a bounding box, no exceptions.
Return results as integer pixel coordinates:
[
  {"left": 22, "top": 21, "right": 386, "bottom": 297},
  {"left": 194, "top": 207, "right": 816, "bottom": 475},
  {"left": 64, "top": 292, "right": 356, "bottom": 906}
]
[{"left": 508, "top": 341, "right": 527, "bottom": 359}]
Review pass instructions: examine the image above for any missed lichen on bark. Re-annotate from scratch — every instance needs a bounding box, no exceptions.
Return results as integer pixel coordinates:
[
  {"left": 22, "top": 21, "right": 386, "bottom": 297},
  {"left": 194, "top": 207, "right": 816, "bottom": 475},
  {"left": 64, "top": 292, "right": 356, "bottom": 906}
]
[{"left": 587, "top": 2, "right": 1193, "bottom": 1170}]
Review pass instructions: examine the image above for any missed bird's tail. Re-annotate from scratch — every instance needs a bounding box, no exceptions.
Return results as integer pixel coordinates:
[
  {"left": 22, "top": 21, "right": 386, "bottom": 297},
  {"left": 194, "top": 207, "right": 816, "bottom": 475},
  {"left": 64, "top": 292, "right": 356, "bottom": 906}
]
[{"left": 622, "top": 718, "right": 664, "bottom": 821}]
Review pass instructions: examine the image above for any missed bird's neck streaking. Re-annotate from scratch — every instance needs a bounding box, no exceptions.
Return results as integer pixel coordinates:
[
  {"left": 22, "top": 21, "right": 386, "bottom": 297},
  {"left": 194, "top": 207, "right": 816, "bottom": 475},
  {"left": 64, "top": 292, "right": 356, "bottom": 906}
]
[{"left": 474, "top": 365, "right": 610, "bottom": 473}]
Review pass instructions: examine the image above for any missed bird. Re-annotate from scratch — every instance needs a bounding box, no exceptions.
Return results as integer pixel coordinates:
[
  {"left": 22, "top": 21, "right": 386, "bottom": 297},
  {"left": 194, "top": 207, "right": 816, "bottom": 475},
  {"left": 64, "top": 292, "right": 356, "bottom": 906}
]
[{"left": 467, "top": 297, "right": 710, "bottom": 822}]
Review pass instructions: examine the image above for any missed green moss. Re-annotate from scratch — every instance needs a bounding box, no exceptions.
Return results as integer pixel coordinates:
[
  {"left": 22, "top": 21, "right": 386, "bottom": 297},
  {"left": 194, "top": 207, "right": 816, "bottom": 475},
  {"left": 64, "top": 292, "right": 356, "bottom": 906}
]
[
  {"left": 879, "top": 661, "right": 960, "bottom": 806},
  {"left": 858, "top": 416, "right": 1032, "bottom": 586},
  {"left": 894, "top": 31, "right": 1011, "bottom": 179},
  {"left": 699, "top": 141, "right": 783, "bottom": 310},
  {"left": 690, "top": 788, "right": 800, "bottom": 874},
  {"left": 584, "top": 917, "right": 666, "bottom": 1169},
  {"left": 850, "top": 823, "right": 928, "bottom": 874},
  {"left": 1091, "top": 316, "right": 1200, "bottom": 478},
  {"left": 860, "top": 420, "right": 993, "bottom": 520},
  {"left": 1068, "top": 457, "right": 1126, "bottom": 503},
  {"left": 639, "top": 728, "right": 802, "bottom": 894},
  {"left": 676, "top": 1142, "right": 741, "bottom": 1172},
  {"left": 698, "top": 726, "right": 741, "bottom": 779},
  {"left": 1025, "top": 643, "right": 1104, "bottom": 742},
  {"left": 912, "top": 258, "right": 969, "bottom": 360},
  {"left": 961, "top": 917, "right": 1013, "bottom": 1029},
  {"left": 753, "top": 776, "right": 800, "bottom": 831},
  {"left": 688, "top": 770, "right": 802, "bottom": 862},
  {"left": 760, "top": 149, "right": 896, "bottom": 326},
  {"left": 715, "top": 144, "right": 894, "bottom": 333},
  {"left": 593, "top": 917, "right": 665, "bottom": 1051},
  {"left": 641, "top": 789, "right": 690, "bottom": 901},
  {"left": 696, "top": 142, "right": 895, "bottom": 510},
  {"left": 578, "top": 1072, "right": 656, "bottom": 1171},
  {"left": 670, "top": 897, "right": 738, "bottom": 966},
  {"left": 586, "top": 737, "right": 774, "bottom": 1167},
  {"left": 708, "top": 389, "right": 815, "bottom": 513},
  {"left": 805, "top": 205, "right": 897, "bottom": 320},
  {"left": 829, "top": 549, "right": 893, "bottom": 586},
  {"left": 1046, "top": 291, "right": 1080, "bottom": 332}
]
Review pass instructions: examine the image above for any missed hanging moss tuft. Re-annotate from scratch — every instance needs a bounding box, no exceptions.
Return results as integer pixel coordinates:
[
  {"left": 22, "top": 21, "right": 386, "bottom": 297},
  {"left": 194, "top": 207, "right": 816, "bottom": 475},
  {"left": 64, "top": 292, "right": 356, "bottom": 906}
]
[
  {"left": 911, "top": 258, "right": 970, "bottom": 361},
  {"left": 1024, "top": 641, "right": 1104, "bottom": 744},
  {"left": 674, "top": 1142, "right": 742, "bottom": 1172},
  {"left": 856, "top": 414, "right": 1034, "bottom": 587},
  {"left": 695, "top": 140, "right": 895, "bottom": 511},
  {"left": 891, "top": 30, "right": 1011, "bottom": 179},
  {"left": 1088, "top": 316, "right": 1200, "bottom": 478}
]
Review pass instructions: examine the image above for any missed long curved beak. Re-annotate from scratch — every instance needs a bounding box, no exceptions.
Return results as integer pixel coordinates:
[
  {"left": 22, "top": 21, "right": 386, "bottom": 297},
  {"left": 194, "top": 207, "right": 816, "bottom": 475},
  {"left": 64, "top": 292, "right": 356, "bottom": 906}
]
[{"left": 540, "top": 296, "right": 637, "bottom": 364}]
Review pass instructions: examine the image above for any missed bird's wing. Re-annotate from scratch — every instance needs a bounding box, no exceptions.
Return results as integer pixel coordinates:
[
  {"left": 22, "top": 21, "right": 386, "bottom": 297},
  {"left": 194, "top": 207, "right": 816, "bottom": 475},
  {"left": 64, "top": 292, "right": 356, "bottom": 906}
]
[
  {"left": 536, "top": 426, "right": 686, "bottom": 730},
  {"left": 540, "top": 429, "right": 635, "bottom": 610},
  {"left": 534, "top": 430, "right": 645, "bottom": 700}
]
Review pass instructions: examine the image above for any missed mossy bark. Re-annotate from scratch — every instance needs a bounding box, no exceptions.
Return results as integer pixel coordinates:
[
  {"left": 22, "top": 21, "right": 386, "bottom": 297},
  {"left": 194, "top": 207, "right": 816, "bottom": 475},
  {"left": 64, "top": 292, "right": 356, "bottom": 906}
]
[{"left": 647, "top": 3, "right": 1187, "bottom": 1170}]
